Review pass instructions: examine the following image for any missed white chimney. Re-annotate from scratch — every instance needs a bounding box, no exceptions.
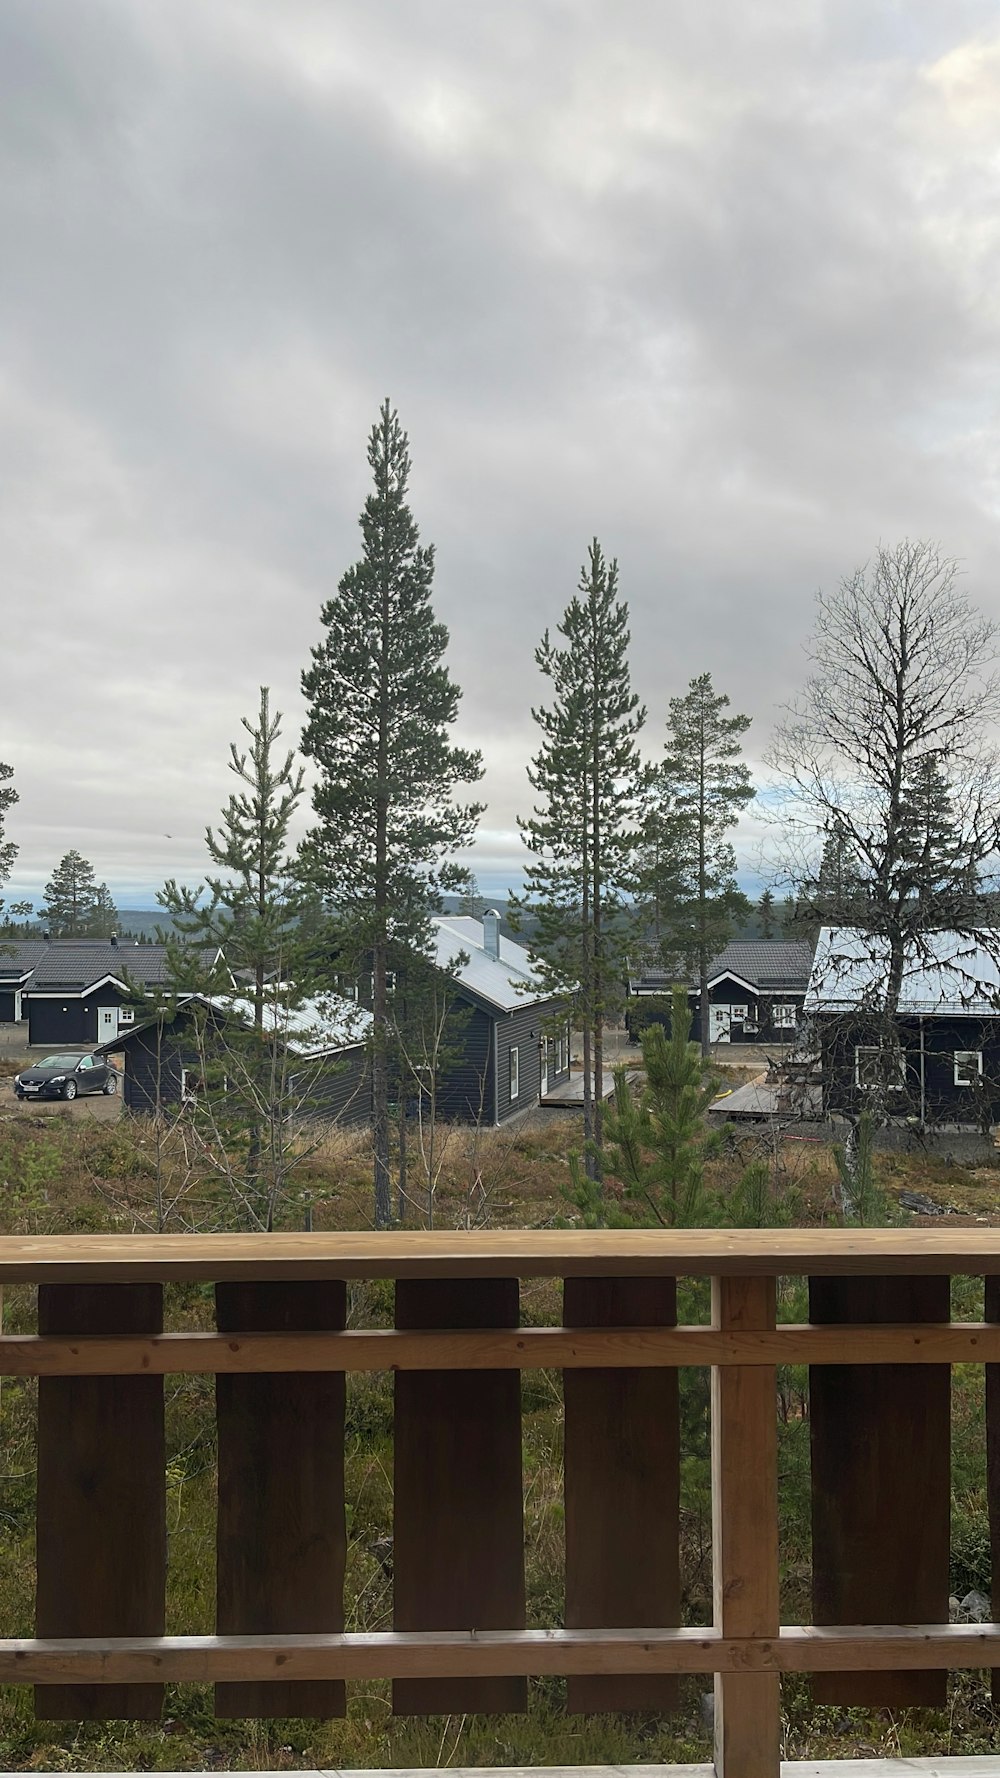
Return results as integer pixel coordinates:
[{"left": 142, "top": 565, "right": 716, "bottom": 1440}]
[{"left": 482, "top": 908, "right": 501, "bottom": 960}]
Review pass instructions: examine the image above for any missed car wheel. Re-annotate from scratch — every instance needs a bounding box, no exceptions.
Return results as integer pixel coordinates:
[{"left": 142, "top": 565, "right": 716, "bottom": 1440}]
[
  {"left": 14, "top": 1089, "right": 24, "bottom": 1101},
  {"left": 103, "top": 1073, "right": 117, "bottom": 1095},
  {"left": 62, "top": 1079, "right": 78, "bottom": 1101}
]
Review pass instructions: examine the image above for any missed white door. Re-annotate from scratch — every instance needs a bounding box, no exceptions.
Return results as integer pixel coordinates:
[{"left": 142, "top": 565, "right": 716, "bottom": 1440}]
[
  {"left": 710, "top": 1005, "right": 732, "bottom": 1044},
  {"left": 540, "top": 1041, "right": 549, "bottom": 1096},
  {"left": 97, "top": 1006, "right": 119, "bottom": 1044}
]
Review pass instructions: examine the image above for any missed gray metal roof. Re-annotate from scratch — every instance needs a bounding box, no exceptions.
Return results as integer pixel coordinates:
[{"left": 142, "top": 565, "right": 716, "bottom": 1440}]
[
  {"left": 706, "top": 942, "right": 814, "bottom": 994},
  {"left": 431, "top": 916, "right": 554, "bottom": 1011},
  {"left": 28, "top": 942, "right": 175, "bottom": 991},
  {"left": 806, "top": 927, "right": 1000, "bottom": 1016}
]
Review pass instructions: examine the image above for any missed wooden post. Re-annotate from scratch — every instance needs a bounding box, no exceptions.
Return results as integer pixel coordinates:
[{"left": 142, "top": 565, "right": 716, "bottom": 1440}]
[{"left": 711, "top": 1274, "right": 780, "bottom": 1778}]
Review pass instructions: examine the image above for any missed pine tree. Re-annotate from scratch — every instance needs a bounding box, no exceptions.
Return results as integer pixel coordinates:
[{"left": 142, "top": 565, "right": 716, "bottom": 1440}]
[
  {"left": 88, "top": 883, "right": 119, "bottom": 939},
  {"left": 569, "top": 986, "right": 719, "bottom": 1227},
  {"left": 43, "top": 850, "right": 98, "bottom": 937},
  {"left": 645, "top": 675, "right": 755, "bottom": 1056},
  {"left": 300, "top": 402, "right": 483, "bottom": 1229},
  {"left": 757, "top": 888, "right": 776, "bottom": 940},
  {"left": 0, "top": 763, "right": 16, "bottom": 905},
  {"left": 896, "top": 753, "right": 978, "bottom": 926},
  {"left": 158, "top": 688, "right": 312, "bottom": 1231},
  {"left": 514, "top": 540, "right": 646, "bottom": 1174}
]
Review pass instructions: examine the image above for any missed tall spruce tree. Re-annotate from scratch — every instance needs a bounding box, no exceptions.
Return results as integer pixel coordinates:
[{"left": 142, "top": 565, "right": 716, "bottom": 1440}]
[
  {"left": 301, "top": 402, "right": 483, "bottom": 1229},
  {"left": 514, "top": 540, "right": 645, "bottom": 1171},
  {"left": 757, "top": 888, "right": 776, "bottom": 939},
  {"left": 644, "top": 674, "right": 755, "bottom": 1056},
  {"left": 89, "top": 883, "right": 119, "bottom": 938},
  {"left": 43, "top": 850, "right": 98, "bottom": 937},
  {"left": 158, "top": 687, "right": 311, "bottom": 1230},
  {"left": 0, "top": 763, "right": 16, "bottom": 902}
]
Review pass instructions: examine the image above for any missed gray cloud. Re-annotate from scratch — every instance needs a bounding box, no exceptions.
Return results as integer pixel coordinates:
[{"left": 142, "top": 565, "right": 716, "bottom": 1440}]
[{"left": 3, "top": 0, "right": 1000, "bottom": 901}]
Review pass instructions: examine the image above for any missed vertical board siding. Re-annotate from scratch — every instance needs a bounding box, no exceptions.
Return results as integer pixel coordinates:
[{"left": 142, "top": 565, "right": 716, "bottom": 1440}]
[
  {"left": 986, "top": 1273, "right": 1000, "bottom": 1703},
  {"left": 393, "top": 1277, "right": 526, "bottom": 1715},
  {"left": 563, "top": 1276, "right": 680, "bottom": 1713},
  {"left": 215, "top": 1281, "right": 347, "bottom": 1719},
  {"left": 809, "top": 1273, "right": 951, "bottom": 1706},
  {"left": 35, "top": 1283, "right": 166, "bottom": 1720}
]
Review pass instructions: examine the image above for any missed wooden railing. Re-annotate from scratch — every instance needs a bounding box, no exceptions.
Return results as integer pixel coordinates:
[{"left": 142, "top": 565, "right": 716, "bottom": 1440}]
[{"left": 3, "top": 1228, "right": 1000, "bottom": 1776}]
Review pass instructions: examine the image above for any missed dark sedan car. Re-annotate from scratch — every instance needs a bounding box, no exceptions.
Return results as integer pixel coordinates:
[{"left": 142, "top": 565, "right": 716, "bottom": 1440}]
[{"left": 14, "top": 1053, "right": 118, "bottom": 1101}]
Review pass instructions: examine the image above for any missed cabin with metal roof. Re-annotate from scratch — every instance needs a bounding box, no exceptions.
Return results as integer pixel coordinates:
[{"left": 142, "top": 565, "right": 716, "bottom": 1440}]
[
  {"left": 0, "top": 939, "right": 48, "bottom": 1023},
  {"left": 426, "top": 912, "right": 572, "bottom": 1122},
  {"left": 97, "top": 992, "right": 373, "bottom": 1126},
  {"left": 805, "top": 925, "right": 1000, "bottom": 1126}
]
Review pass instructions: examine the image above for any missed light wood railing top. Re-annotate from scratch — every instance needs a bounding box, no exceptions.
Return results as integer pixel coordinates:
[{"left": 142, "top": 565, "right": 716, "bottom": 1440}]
[{"left": 1, "top": 1225, "right": 999, "bottom": 1282}]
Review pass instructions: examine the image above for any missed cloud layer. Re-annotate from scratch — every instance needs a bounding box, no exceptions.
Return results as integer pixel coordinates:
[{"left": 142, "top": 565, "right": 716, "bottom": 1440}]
[{"left": 3, "top": 0, "right": 1000, "bottom": 900}]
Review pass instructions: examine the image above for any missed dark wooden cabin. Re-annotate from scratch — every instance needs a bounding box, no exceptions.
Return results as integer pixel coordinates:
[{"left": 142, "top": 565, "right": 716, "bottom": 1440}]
[
  {"left": 97, "top": 992, "right": 372, "bottom": 1126},
  {"left": 0, "top": 940, "right": 47, "bottom": 1023},
  {"left": 422, "top": 913, "right": 572, "bottom": 1123},
  {"left": 806, "top": 926, "right": 1000, "bottom": 1127},
  {"left": 626, "top": 941, "right": 814, "bottom": 1045}
]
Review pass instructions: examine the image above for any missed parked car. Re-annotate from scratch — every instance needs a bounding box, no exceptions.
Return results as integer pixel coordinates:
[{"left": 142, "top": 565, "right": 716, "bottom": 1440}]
[{"left": 14, "top": 1053, "right": 118, "bottom": 1101}]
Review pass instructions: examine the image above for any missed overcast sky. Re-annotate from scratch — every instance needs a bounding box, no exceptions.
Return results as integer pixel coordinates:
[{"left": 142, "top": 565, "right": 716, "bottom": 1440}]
[{"left": 4, "top": 1, "right": 1000, "bottom": 905}]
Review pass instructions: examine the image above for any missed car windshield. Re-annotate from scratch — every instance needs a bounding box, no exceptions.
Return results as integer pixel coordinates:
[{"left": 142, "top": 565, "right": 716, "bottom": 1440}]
[{"left": 38, "top": 1055, "right": 83, "bottom": 1070}]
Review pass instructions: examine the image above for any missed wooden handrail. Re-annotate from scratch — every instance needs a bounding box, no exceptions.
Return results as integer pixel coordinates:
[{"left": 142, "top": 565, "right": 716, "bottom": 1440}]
[{"left": 1, "top": 1225, "right": 999, "bottom": 1280}]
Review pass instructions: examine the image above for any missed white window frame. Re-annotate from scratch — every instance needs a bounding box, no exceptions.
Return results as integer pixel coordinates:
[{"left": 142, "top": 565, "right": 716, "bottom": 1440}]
[
  {"left": 854, "top": 1045, "right": 906, "bottom": 1092},
  {"left": 180, "top": 1067, "right": 199, "bottom": 1106},
  {"left": 954, "top": 1049, "right": 983, "bottom": 1088},
  {"left": 730, "top": 1004, "right": 749, "bottom": 1022},
  {"left": 118, "top": 1006, "right": 135, "bottom": 1026},
  {"left": 773, "top": 1004, "right": 797, "bottom": 1029},
  {"left": 509, "top": 1045, "right": 519, "bottom": 1102}
]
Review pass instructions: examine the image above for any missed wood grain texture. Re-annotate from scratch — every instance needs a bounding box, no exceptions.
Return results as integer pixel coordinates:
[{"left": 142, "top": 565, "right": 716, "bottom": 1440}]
[
  {"left": 986, "top": 1273, "right": 1000, "bottom": 1703},
  {"left": 393, "top": 1277, "right": 526, "bottom": 1716},
  {"left": 711, "top": 1276, "right": 780, "bottom": 1778},
  {"left": 1, "top": 1320, "right": 998, "bottom": 1374},
  {"left": 215, "top": 1281, "right": 346, "bottom": 1719},
  {"left": 35, "top": 1283, "right": 165, "bottom": 1720},
  {"left": 0, "top": 1320, "right": 997, "bottom": 1375},
  {"left": 809, "top": 1273, "right": 951, "bottom": 1708},
  {"left": 563, "top": 1276, "right": 680, "bottom": 1712},
  {"left": 5, "top": 1227, "right": 1000, "bottom": 1283},
  {"left": 3, "top": 1622, "right": 1000, "bottom": 1685}
]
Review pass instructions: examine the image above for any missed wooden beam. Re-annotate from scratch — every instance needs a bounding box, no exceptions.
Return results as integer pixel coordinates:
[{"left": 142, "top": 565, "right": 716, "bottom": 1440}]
[
  {"left": 712, "top": 1275, "right": 780, "bottom": 1778},
  {"left": 810, "top": 1274, "right": 950, "bottom": 1708},
  {"left": 214, "top": 1281, "right": 347, "bottom": 1719},
  {"left": 2, "top": 1320, "right": 999, "bottom": 1375},
  {"left": 5, "top": 1226, "right": 1000, "bottom": 1283},
  {"left": 393, "top": 1278, "right": 526, "bottom": 1715},
  {"left": 35, "top": 1284, "right": 165, "bottom": 1721},
  {"left": 2, "top": 1623, "right": 998, "bottom": 1684},
  {"left": 563, "top": 1276, "right": 680, "bottom": 1712}
]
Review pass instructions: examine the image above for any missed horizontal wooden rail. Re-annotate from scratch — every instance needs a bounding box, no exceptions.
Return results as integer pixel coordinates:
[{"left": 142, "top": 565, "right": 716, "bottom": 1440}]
[
  {"left": 1, "top": 1227, "right": 999, "bottom": 1281},
  {"left": 1, "top": 1322, "right": 999, "bottom": 1374},
  {"left": 3, "top": 1625, "right": 1000, "bottom": 1684}
]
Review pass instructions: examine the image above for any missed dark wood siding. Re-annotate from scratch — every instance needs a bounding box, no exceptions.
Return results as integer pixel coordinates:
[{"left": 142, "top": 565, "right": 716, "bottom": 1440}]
[
  {"left": 433, "top": 1003, "right": 496, "bottom": 1124},
  {"left": 0, "top": 987, "right": 20, "bottom": 1023},
  {"left": 118, "top": 1026, "right": 188, "bottom": 1114},
  {"left": 494, "top": 999, "right": 548, "bottom": 1122},
  {"left": 118, "top": 1019, "right": 372, "bottom": 1129},
  {"left": 819, "top": 1013, "right": 1000, "bottom": 1125},
  {"left": 292, "top": 1050, "right": 371, "bottom": 1128},
  {"left": 28, "top": 986, "right": 128, "bottom": 1049}
]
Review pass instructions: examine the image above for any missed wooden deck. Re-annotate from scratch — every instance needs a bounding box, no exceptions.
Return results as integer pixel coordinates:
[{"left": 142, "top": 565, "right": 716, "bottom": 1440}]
[{"left": 540, "top": 1068, "right": 626, "bottom": 1106}]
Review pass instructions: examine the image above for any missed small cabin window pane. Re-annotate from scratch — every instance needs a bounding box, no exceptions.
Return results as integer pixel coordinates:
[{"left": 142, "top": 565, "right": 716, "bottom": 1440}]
[
  {"left": 773, "top": 1004, "right": 797, "bottom": 1028},
  {"left": 954, "top": 1050, "right": 983, "bottom": 1087},
  {"left": 509, "top": 1046, "right": 519, "bottom": 1101},
  {"left": 730, "top": 1005, "right": 749, "bottom": 1021},
  {"left": 118, "top": 1006, "right": 135, "bottom": 1025},
  {"left": 854, "top": 1045, "right": 906, "bottom": 1091}
]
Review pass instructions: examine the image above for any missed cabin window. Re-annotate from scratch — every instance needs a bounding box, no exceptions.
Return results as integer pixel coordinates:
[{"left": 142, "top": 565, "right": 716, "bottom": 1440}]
[
  {"left": 118, "top": 1007, "right": 135, "bottom": 1025},
  {"left": 773, "top": 1004, "right": 797, "bottom": 1028},
  {"left": 954, "top": 1050, "right": 983, "bottom": 1087},
  {"left": 180, "top": 1068, "right": 200, "bottom": 1105},
  {"left": 730, "top": 1005, "right": 749, "bottom": 1022},
  {"left": 854, "top": 1045, "right": 906, "bottom": 1091},
  {"left": 369, "top": 971, "right": 396, "bottom": 998},
  {"left": 509, "top": 1046, "right": 519, "bottom": 1101}
]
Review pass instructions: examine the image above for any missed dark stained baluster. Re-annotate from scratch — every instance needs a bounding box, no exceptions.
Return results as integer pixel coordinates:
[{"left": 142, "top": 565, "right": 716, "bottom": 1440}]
[
  {"left": 215, "top": 1280, "right": 347, "bottom": 1719},
  {"left": 393, "top": 1277, "right": 525, "bottom": 1715},
  {"left": 986, "top": 1274, "right": 1000, "bottom": 1702},
  {"left": 563, "top": 1275, "right": 680, "bottom": 1712},
  {"left": 809, "top": 1273, "right": 950, "bottom": 1707},
  {"left": 36, "top": 1283, "right": 166, "bottom": 1721}
]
